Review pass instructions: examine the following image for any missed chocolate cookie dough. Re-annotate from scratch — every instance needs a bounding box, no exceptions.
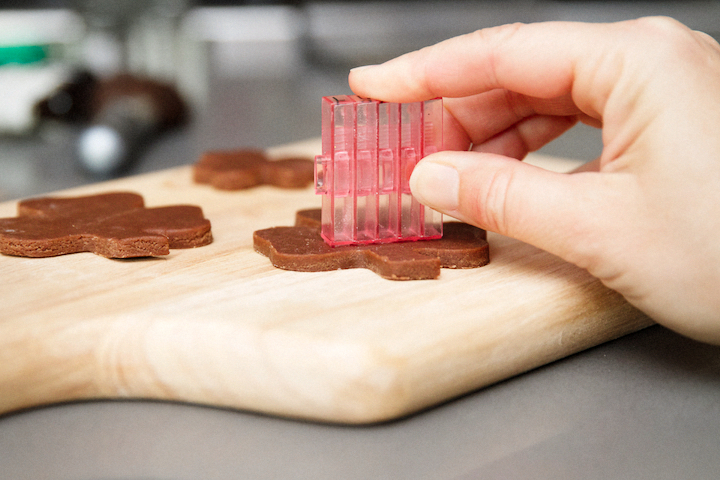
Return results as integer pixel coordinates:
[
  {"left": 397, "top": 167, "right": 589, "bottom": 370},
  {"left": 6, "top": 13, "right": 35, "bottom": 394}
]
[
  {"left": 254, "top": 208, "right": 489, "bottom": 280},
  {"left": 0, "top": 192, "right": 212, "bottom": 258},
  {"left": 194, "top": 149, "right": 314, "bottom": 190}
]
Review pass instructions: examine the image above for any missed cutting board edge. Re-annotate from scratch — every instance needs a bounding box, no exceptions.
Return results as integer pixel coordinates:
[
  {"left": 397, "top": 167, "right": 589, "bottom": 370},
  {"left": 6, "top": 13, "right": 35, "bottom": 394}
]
[{"left": 0, "top": 301, "right": 653, "bottom": 425}]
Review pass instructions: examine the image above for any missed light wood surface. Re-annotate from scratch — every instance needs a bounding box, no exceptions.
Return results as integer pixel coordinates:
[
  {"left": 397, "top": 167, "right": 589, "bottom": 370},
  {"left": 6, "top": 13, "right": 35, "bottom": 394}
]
[{"left": 0, "top": 139, "right": 652, "bottom": 424}]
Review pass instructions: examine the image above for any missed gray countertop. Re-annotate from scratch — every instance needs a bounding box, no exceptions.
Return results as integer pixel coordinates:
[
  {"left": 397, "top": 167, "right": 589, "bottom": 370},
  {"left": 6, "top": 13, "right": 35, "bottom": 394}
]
[
  {"left": 2, "top": 325, "right": 720, "bottom": 480},
  {"left": 2, "top": 3, "right": 720, "bottom": 478}
]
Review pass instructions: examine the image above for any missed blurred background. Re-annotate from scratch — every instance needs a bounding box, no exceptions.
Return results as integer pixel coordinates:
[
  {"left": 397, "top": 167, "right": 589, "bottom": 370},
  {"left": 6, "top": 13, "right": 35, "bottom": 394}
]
[{"left": 1, "top": 0, "right": 719, "bottom": 200}]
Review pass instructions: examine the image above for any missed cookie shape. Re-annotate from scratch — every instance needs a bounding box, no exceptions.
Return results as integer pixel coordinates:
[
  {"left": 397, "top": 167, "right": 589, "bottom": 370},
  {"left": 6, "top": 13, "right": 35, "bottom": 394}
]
[
  {"left": 0, "top": 192, "right": 212, "bottom": 258},
  {"left": 253, "top": 208, "right": 489, "bottom": 280},
  {"left": 194, "top": 149, "right": 314, "bottom": 190}
]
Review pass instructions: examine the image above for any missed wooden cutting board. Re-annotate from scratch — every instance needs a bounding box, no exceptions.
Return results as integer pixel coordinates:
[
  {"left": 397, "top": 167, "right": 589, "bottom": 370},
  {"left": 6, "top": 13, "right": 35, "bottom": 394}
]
[{"left": 0, "top": 138, "right": 652, "bottom": 424}]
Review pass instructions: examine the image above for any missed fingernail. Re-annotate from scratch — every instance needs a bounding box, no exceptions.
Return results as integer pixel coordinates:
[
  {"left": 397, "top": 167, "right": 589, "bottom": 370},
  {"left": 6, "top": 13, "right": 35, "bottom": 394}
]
[
  {"left": 350, "top": 64, "right": 378, "bottom": 73},
  {"left": 410, "top": 160, "right": 460, "bottom": 212}
]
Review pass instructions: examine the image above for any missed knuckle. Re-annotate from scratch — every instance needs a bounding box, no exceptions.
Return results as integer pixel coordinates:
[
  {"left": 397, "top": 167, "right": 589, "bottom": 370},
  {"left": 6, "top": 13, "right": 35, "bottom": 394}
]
[
  {"left": 468, "top": 162, "right": 516, "bottom": 235},
  {"left": 626, "top": 16, "right": 712, "bottom": 64}
]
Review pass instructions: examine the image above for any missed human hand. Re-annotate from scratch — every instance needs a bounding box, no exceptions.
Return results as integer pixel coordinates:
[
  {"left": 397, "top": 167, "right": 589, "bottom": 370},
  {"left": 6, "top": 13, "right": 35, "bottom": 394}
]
[{"left": 349, "top": 17, "right": 720, "bottom": 344}]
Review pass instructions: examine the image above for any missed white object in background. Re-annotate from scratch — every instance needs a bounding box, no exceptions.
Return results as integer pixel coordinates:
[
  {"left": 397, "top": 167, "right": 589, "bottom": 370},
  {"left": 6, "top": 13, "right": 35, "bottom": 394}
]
[
  {"left": 0, "top": 9, "right": 84, "bottom": 46},
  {"left": 0, "top": 9, "right": 85, "bottom": 133},
  {"left": 0, "top": 65, "right": 69, "bottom": 133}
]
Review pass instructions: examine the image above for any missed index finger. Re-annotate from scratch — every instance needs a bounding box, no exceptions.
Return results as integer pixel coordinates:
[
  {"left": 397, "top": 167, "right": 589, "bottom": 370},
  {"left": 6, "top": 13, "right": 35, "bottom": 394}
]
[{"left": 348, "top": 21, "right": 624, "bottom": 120}]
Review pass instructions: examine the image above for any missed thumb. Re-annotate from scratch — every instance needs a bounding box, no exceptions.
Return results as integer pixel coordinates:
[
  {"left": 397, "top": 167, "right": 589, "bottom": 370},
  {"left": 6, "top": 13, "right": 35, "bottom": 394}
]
[{"left": 409, "top": 151, "right": 618, "bottom": 270}]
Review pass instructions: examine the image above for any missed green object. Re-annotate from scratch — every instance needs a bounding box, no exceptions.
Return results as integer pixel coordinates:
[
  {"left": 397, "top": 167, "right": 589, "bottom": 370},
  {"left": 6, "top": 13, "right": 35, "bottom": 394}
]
[{"left": 0, "top": 45, "right": 48, "bottom": 66}]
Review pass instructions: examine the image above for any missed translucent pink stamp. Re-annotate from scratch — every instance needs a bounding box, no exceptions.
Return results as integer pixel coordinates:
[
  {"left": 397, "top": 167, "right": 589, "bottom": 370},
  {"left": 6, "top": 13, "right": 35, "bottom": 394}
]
[{"left": 314, "top": 95, "right": 443, "bottom": 246}]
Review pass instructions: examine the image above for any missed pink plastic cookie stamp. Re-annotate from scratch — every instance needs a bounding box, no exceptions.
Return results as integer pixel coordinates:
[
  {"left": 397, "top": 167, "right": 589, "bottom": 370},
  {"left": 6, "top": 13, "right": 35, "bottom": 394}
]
[{"left": 314, "top": 95, "right": 444, "bottom": 246}]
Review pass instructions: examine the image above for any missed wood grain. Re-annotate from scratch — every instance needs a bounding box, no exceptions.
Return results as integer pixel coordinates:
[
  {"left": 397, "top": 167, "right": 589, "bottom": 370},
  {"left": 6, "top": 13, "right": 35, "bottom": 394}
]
[{"left": 0, "top": 139, "right": 652, "bottom": 424}]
